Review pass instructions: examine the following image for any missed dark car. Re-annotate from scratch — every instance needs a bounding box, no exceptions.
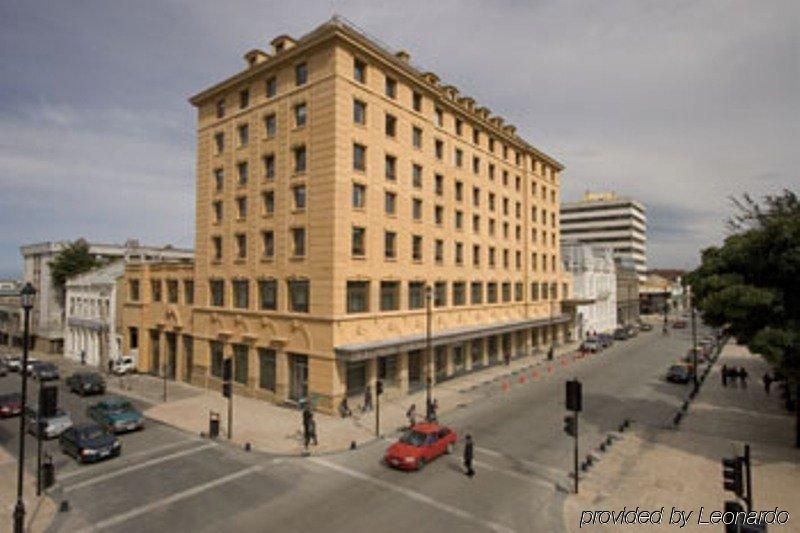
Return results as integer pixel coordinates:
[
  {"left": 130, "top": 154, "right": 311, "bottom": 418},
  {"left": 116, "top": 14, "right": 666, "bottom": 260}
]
[
  {"left": 87, "top": 397, "right": 144, "bottom": 433},
  {"left": 613, "top": 328, "right": 629, "bottom": 340},
  {"left": 31, "top": 362, "right": 60, "bottom": 381},
  {"left": 666, "top": 364, "right": 692, "bottom": 384},
  {"left": 639, "top": 322, "right": 653, "bottom": 332},
  {"left": 672, "top": 320, "right": 688, "bottom": 329},
  {"left": 66, "top": 372, "right": 106, "bottom": 396},
  {"left": 597, "top": 333, "right": 613, "bottom": 349},
  {"left": 59, "top": 424, "right": 121, "bottom": 464},
  {"left": 0, "top": 392, "right": 22, "bottom": 418},
  {"left": 0, "top": 360, "right": 7, "bottom": 377},
  {"left": 624, "top": 324, "right": 639, "bottom": 337}
]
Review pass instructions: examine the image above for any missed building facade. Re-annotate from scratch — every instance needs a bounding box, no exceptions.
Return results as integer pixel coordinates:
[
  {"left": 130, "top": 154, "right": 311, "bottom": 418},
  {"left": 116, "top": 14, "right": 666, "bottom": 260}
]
[
  {"left": 560, "top": 192, "right": 647, "bottom": 281},
  {"left": 615, "top": 259, "right": 639, "bottom": 326},
  {"left": 561, "top": 242, "right": 617, "bottom": 339},
  {"left": 120, "top": 18, "right": 570, "bottom": 413},
  {"left": 0, "top": 279, "right": 22, "bottom": 348},
  {"left": 21, "top": 239, "right": 193, "bottom": 353}
]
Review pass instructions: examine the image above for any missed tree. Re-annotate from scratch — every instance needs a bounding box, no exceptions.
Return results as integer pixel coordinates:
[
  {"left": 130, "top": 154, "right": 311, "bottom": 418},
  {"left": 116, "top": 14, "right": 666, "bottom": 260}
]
[
  {"left": 49, "top": 239, "right": 101, "bottom": 302},
  {"left": 686, "top": 189, "right": 800, "bottom": 447}
]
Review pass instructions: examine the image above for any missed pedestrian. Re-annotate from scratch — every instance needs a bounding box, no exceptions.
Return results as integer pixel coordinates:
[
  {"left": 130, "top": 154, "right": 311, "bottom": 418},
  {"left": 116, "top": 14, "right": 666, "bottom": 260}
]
[
  {"left": 107, "top": 358, "right": 113, "bottom": 374},
  {"left": 431, "top": 398, "right": 439, "bottom": 422},
  {"left": 763, "top": 373, "right": 773, "bottom": 395},
  {"left": 302, "top": 410, "right": 312, "bottom": 449},
  {"left": 363, "top": 386, "right": 373, "bottom": 412},
  {"left": 463, "top": 434, "right": 475, "bottom": 477},
  {"left": 309, "top": 416, "right": 318, "bottom": 446},
  {"left": 338, "top": 397, "right": 352, "bottom": 418},
  {"left": 739, "top": 367, "right": 748, "bottom": 388},
  {"left": 504, "top": 351, "right": 510, "bottom": 366},
  {"left": 406, "top": 403, "right": 417, "bottom": 427},
  {"left": 721, "top": 364, "right": 728, "bottom": 387},
  {"left": 548, "top": 344, "right": 554, "bottom": 361}
]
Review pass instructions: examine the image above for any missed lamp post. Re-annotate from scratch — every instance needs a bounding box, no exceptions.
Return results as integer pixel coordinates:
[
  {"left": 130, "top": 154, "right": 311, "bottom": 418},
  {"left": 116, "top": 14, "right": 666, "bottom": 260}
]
[
  {"left": 425, "top": 284, "right": 433, "bottom": 422},
  {"left": 14, "top": 282, "right": 36, "bottom": 533},
  {"left": 691, "top": 305, "right": 699, "bottom": 392}
]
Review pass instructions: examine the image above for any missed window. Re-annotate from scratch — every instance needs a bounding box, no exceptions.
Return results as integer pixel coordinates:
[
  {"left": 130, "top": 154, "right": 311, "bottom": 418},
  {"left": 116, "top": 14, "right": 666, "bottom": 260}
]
[
  {"left": 471, "top": 282, "right": 483, "bottom": 304},
  {"left": 352, "top": 227, "right": 366, "bottom": 257},
  {"left": 291, "top": 227, "right": 306, "bottom": 257},
  {"left": 412, "top": 235, "right": 423, "bottom": 261},
  {"left": 353, "top": 143, "right": 366, "bottom": 171},
  {"left": 353, "top": 99, "right": 366, "bottom": 125},
  {"left": 265, "top": 114, "right": 276, "bottom": 137},
  {"left": 489, "top": 246, "right": 496, "bottom": 266},
  {"left": 455, "top": 241, "right": 464, "bottom": 264},
  {"left": 292, "top": 185, "right": 306, "bottom": 210},
  {"left": 233, "top": 279, "right": 249, "bottom": 309},
  {"left": 454, "top": 148, "right": 463, "bottom": 167},
  {"left": 215, "top": 132, "right": 224, "bottom": 154},
  {"left": 385, "top": 114, "right": 396, "bottom": 137},
  {"left": 233, "top": 344, "right": 248, "bottom": 384},
  {"left": 453, "top": 282, "right": 466, "bottom": 305},
  {"left": 489, "top": 163, "right": 495, "bottom": 180},
  {"left": 347, "top": 281, "right": 369, "bottom": 313},
  {"left": 295, "top": 63, "right": 307, "bottom": 86},
  {"left": 238, "top": 123, "right": 249, "bottom": 147},
  {"left": 288, "top": 280, "right": 309, "bottom": 312},
  {"left": 531, "top": 282, "right": 539, "bottom": 301},
  {"left": 412, "top": 164, "right": 423, "bottom": 188},
  {"left": 487, "top": 282, "right": 498, "bottom": 303},
  {"left": 516, "top": 176, "right": 521, "bottom": 191},
  {"left": 412, "top": 198, "right": 423, "bottom": 220},
  {"left": 257, "top": 157, "right": 272, "bottom": 183},
  {"left": 455, "top": 118, "right": 462, "bottom": 136},
  {"left": 261, "top": 230, "right": 275, "bottom": 259},
  {"left": 472, "top": 244, "right": 480, "bottom": 266},
  {"left": 502, "top": 282, "right": 511, "bottom": 302},
  {"left": 380, "top": 281, "right": 399, "bottom": 311},
  {"left": 409, "top": 282, "right": 425, "bottom": 309},
  {"left": 214, "top": 168, "right": 224, "bottom": 192},
  {"left": 489, "top": 218, "right": 495, "bottom": 236},
  {"left": 210, "top": 280, "right": 225, "bottom": 307},
  {"left": 236, "top": 196, "right": 247, "bottom": 219},
  {"left": 412, "top": 92, "right": 422, "bottom": 112},
  {"left": 235, "top": 233, "right": 247, "bottom": 259},
  {"left": 384, "top": 231, "right": 396, "bottom": 259},
  {"left": 129, "top": 280, "right": 140, "bottom": 301},
  {"left": 212, "top": 236, "right": 222, "bottom": 260},
  {"left": 503, "top": 170, "right": 509, "bottom": 186},
  {"left": 385, "top": 76, "right": 396, "bottom": 98},
  {"left": 151, "top": 280, "right": 162, "bottom": 302},
  {"left": 473, "top": 187, "right": 480, "bottom": 206},
  {"left": 472, "top": 214, "right": 480, "bottom": 233},
  {"left": 258, "top": 348, "right": 276, "bottom": 391},
  {"left": 489, "top": 138, "right": 495, "bottom": 152},
  {"left": 455, "top": 181, "right": 463, "bottom": 201},
  {"left": 352, "top": 183, "right": 366, "bottom": 209},
  {"left": 258, "top": 279, "right": 277, "bottom": 310},
  {"left": 503, "top": 249, "right": 509, "bottom": 268},
  {"left": 385, "top": 155, "right": 396, "bottom": 181},
  {"left": 516, "top": 250, "right": 522, "bottom": 270},
  {"left": 472, "top": 128, "right": 480, "bottom": 145},
  {"left": 237, "top": 161, "right": 248, "bottom": 185},
  {"left": 210, "top": 341, "right": 224, "bottom": 378},
  {"left": 434, "top": 174, "right": 444, "bottom": 196},
  {"left": 412, "top": 127, "right": 422, "bottom": 149},
  {"left": 472, "top": 156, "right": 480, "bottom": 174},
  {"left": 434, "top": 281, "right": 446, "bottom": 307},
  {"left": 293, "top": 145, "right": 306, "bottom": 173},
  {"left": 239, "top": 89, "right": 249, "bottom": 109},
  {"left": 129, "top": 327, "right": 139, "bottom": 350},
  {"left": 262, "top": 191, "right": 275, "bottom": 215},
  {"left": 515, "top": 282, "right": 523, "bottom": 302},
  {"left": 503, "top": 197, "right": 509, "bottom": 216},
  {"left": 266, "top": 77, "right": 277, "bottom": 98},
  {"left": 455, "top": 210, "right": 463, "bottom": 230},
  {"left": 435, "top": 108, "right": 443, "bottom": 127},
  {"left": 503, "top": 222, "right": 509, "bottom": 239},
  {"left": 384, "top": 191, "right": 396, "bottom": 215},
  {"left": 353, "top": 58, "right": 366, "bottom": 83},
  {"left": 434, "top": 239, "right": 444, "bottom": 263},
  {"left": 489, "top": 192, "right": 496, "bottom": 212},
  {"left": 294, "top": 103, "right": 307, "bottom": 127},
  {"left": 434, "top": 205, "right": 444, "bottom": 226},
  {"left": 216, "top": 99, "right": 225, "bottom": 119},
  {"left": 184, "top": 280, "right": 194, "bottom": 305},
  {"left": 213, "top": 201, "right": 223, "bottom": 223},
  {"left": 435, "top": 139, "right": 443, "bottom": 159}
]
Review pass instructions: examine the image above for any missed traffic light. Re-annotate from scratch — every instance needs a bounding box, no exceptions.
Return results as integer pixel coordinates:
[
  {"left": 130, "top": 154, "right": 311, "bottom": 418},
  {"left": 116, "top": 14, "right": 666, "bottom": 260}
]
[
  {"left": 222, "top": 382, "right": 232, "bottom": 398},
  {"left": 376, "top": 380, "right": 383, "bottom": 396},
  {"left": 722, "top": 456, "right": 743, "bottom": 496},
  {"left": 566, "top": 379, "right": 582, "bottom": 412},
  {"left": 563, "top": 415, "right": 576, "bottom": 437},
  {"left": 40, "top": 385, "right": 58, "bottom": 418}
]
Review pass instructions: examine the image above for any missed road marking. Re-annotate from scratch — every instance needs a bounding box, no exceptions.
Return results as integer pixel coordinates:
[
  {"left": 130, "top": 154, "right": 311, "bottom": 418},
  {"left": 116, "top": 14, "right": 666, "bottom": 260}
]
[
  {"left": 472, "top": 460, "right": 553, "bottom": 490},
  {"left": 475, "top": 446, "right": 565, "bottom": 478},
  {"left": 309, "top": 457, "right": 515, "bottom": 533},
  {"left": 63, "top": 442, "right": 215, "bottom": 493},
  {"left": 75, "top": 464, "right": 262, "bottom": 532},
  {"left": 58, "top": 439, "right": 201, "bottom": 481}
]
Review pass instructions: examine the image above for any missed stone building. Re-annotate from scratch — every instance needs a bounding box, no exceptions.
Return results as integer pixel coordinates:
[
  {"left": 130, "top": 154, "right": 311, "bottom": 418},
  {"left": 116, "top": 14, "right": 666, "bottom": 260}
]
[
  {"left": 120, "top": 18, "right": 570, "bottom": 413},
  {"left": 615, "top": 259, "right": 639, "bottom": 326},
  {"left": 0, "top": 279, "right": 22, "bottom": 348},
  {"left": 561, "top": 242, "right": 617, "bottom": 339}
]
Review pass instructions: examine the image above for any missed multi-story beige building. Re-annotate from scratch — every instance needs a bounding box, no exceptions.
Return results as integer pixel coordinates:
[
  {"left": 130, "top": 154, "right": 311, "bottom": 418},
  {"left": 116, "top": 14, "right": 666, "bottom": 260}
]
[{"left": 120, "top": 18, "right": 569, "bottom": 413}]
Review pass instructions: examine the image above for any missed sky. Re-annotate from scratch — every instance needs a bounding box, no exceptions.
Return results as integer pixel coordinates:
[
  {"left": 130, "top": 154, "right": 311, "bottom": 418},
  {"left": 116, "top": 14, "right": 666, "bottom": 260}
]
[{"left": 0, "top": 0, "right": 797, "bottom": 278}]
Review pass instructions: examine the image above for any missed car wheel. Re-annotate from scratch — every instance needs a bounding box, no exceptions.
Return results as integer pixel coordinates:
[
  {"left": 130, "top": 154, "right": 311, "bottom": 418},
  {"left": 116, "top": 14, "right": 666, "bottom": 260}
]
[
  {"left": 417, "top": 458, "right": 426, "bottom": 471},
  {"left": 445, "top": 443, "right": 454, "bottom": 455}
]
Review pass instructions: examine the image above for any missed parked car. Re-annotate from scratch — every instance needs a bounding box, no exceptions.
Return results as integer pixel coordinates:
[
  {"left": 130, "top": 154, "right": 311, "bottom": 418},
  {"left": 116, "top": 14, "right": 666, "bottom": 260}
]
[
  {"left": 672, "top": 320, "right": 688, "bottom": 329},
  {"left": 25, "top": 405, "right": 73, "bottom": 438},
  {"left": 66, "top": 372, "right": 106, "bottom": 396},
  {"left": 87, "top": 397, "right": 144, "bottom": 433},
  {"left": 110, "top": 357, "right": 136, "bottom": 375},
  {"left": 31, "top": 361, "right": 60, "bottom": 381},
  {"left": 613, "top": 328, "right": 630, "bottom": 341},
  {"left": 625, "top": 324, "right": 639, "bottom": 337},
  {"left": 23, "top": 358, "right": 41, "bottom": 374},
  {"left": 666, "top": 364, "right": 692, "bottom": 384},
  {"left": 59, "top": 424, "right": 121, "bottom": 464},
  {"left": 682, "top": 348, "right": 709, "bottom": 364},
  {"left": 384, "top": 423, "right": 457, "bottom": 471},
  {"left": 580, "top": 338, "right": 601, "bottom": 353},
  {"left": 0, "top": 392, "right": 22, "bottom": 418},
  {"left": 5, "top": 356, "right": 22, "bottom": 372},
  {"left": 639, "top": 322, "right": 653, "bottom": 332},
  {"left": 597, "top": 333, "right": 614, "bottom": 349}
]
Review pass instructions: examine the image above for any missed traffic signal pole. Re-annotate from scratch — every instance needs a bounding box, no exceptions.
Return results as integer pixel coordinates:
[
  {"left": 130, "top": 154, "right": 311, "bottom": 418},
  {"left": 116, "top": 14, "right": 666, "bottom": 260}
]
[
  {"left": 573, "top": 412, "right": 579, "bottom": 494},
  {"left": 375, "top": 384, "right": 380, "bottom": 438},
  {"left": 691, "top": 306, "right": 698, "bottom": 392},
  {"left": 744, "top": 444, "right": 752, "bottom": 512}
]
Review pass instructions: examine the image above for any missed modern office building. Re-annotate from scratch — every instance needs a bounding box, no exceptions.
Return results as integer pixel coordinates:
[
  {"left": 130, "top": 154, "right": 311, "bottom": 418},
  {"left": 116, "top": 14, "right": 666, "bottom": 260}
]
[
  {"left": 561, "top": 242, "right": 616, "bottom": 339},
  {"left": 120, "top": 18, "right": 570, "bottom": 413},
  {"left": 560, "top": 192, "right": 646, "bottom": 281},
  {"left": 21, "top": 239, "right": 193, "bottom": 352}
]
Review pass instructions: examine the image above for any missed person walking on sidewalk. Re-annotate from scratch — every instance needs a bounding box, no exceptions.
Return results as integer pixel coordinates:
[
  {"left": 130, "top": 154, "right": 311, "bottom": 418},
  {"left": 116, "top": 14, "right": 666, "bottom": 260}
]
[
  {"left": 763, "top": 372, "right": 773, "bottom": 395},
  {"left": 363, "top": 386, "right": 373, "bottom": 412},
  {"left": 722, "top": 364, "right": 729, "bottom": 387},
  {"left": 406, "top": 403, "right": 417, "bottom": 427},
  {"left": 463, "top": 434, "right": 475, "bottom": 477},
  {"left": 739, "top": 367, "right": 748, "bottom": 388}
]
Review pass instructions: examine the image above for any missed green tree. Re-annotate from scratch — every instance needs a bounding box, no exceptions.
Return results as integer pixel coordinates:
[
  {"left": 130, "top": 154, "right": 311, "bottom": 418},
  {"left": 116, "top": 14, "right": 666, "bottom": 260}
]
[
  {"left": 686, "top": 190, "right": 800, "bottom": 447},
  {"left": 49, "top": 239, "right": 101, "bottom": 300}
]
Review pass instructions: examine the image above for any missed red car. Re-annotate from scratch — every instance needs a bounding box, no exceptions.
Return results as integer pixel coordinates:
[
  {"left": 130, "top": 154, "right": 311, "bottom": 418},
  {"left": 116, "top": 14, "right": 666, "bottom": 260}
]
[
  {"left": 0, "top": 393, "right": 22, "bottom": 418},
  {"left": 384, "top": 423, "right": 457, "bottom": 471}
]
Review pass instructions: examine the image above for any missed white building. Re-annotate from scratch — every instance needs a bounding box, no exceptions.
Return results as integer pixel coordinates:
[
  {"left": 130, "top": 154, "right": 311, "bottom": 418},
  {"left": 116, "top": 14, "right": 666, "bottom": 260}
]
[
  {"left": 561, "top": 242, "right": 617, "bottom": 339},
  {"left": 64, "top": 261, "right": 125, "bottom": 367},
  {"left": 560, "top": 192, "right": 647, "bottom": 282},
  {"left": 21, "top": 239, "right": 193, "bottom": 353}
]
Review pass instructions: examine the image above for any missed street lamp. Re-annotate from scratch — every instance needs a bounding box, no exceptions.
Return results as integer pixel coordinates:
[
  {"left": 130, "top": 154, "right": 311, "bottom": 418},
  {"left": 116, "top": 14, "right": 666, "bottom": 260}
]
[
  {"left": 14, "top": 282, "right": 36, "bottom": 533},
  {"left": 425, "top": 284, "right": 433, "bottom": 422},
  {"left": 691, "top": 305, "right": 699, "bottom": 392}
]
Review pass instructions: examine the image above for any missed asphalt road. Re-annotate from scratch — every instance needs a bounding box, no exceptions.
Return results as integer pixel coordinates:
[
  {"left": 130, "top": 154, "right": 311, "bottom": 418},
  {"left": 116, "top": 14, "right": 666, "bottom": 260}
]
[{"left": 0, "top": 322, "right": 712, "bottom": 533}]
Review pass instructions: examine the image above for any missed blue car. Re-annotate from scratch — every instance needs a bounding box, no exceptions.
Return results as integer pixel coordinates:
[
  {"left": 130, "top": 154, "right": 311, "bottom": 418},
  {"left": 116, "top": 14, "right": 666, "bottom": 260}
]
[
  {"left": 59, "top": 424, "right": 121, "bottom": 464},
  {"left": 87, "top": 397, "right": 144, "bottom": 434}
]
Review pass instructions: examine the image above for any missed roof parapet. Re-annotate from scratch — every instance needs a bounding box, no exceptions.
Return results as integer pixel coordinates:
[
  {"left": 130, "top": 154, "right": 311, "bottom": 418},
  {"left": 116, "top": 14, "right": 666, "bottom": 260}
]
[
  {"left": 395, "top": 50, "right": 410, "bottom": 63},
  {"left": 244, "top": 49, "right": 270, "bottom": 68},
  {"left": 475, "top": 106, "right": 491, "bottom": 119},
  {"left": 458, "top": 96, "right": 475, "bottom": 111},
  {"left": 270, "top": 35, "right": 296, "bottom": 54},
  {"left": 421, "top": 71, "right": 440, "bottom": 86},
  {"left": 441, "top": 84, "right": 459, "bottom": 100}
]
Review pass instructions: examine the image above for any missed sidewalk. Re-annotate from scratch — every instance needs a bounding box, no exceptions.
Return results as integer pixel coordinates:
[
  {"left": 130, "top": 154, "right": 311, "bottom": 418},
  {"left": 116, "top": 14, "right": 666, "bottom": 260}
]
[
  {"left": 564, "top": 343, "right": 800, "bottom": 532},
  {"left": 0, "top": 447, "right": 57, "bottom": 533},
  {"left": 144, "top": 342, "right": 580, "bottom": 455}
]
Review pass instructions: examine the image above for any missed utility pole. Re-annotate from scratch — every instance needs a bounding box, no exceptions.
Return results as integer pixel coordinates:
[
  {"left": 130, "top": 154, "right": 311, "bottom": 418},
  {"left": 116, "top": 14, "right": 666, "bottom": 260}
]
[
  {"left": 36, "top": 381, "right": 42, "bottom": 497},
  {"left": 15, "top": 282, "right": 36, "bottom": 533},
  {"left": 565, "top": 379, "right": 582, "bottom": 494},
  {"left": 743, "top": 444, "right": 752, "bottom": 512},
  {"left": 691, "top": 306, "right": 698, "bottom": 392},
  {"left": 375, "top": 380, "right": 383, "bottom": 437},
  {"left": 425, "top": 284, "right": 433, "bottom": 422}
]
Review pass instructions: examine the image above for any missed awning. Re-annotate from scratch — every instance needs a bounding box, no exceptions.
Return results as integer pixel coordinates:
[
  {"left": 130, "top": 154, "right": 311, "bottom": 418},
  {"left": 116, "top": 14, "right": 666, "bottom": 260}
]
[{"left": 336, "top": 314, "right": 571, "bottom": 362}]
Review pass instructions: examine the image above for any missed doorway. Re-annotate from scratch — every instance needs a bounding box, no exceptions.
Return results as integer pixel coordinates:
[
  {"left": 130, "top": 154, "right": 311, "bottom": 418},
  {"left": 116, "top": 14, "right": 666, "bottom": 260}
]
[
  {"left": 166, "top": 332, "right": 177, "bottom": 380},
  {"left": 288, "top": 353, "right": 308, "bottom": 402},
  {"left": 182, "top": 335, "right": 193, "bottom": 383}
]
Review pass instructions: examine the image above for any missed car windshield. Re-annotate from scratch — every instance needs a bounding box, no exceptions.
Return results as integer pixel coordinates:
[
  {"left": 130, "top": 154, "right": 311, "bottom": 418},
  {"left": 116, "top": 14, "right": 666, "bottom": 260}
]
[
  {"left": 399, "top": 430, "right": 428, "bottom": 447},
  {"left": 107, "top": 401, "right": 133, "bottom": 412},
  {"left": 2, "top": 393, "right": 21, "bottom": 402},
  {"left": 79, "top": 428, "right": 106, "bottom": 441},
  {"left": 669, "top": 365, "right": 685, "bottom": 373}
]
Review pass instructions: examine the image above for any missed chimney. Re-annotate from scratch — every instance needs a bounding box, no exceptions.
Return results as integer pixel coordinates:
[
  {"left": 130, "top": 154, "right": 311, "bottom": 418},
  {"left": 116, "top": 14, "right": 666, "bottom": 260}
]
[
  {"left": 395, "top": 50, "right": 410, "bottom": 63},
  {"left": 244, "top": 49, "right": 270, "bottom": 68}
]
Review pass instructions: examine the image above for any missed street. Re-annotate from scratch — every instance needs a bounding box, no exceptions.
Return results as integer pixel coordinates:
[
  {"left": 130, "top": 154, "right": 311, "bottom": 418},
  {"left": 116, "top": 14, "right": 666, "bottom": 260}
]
[{"left": 0, "top": 322, "right": 709, "bottom": 532}]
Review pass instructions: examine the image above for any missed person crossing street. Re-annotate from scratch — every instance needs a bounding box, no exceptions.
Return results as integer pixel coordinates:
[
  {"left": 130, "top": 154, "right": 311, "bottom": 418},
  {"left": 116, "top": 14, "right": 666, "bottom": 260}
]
[{"left": 463, "top": 434, "right": 475, "bottom": 477}]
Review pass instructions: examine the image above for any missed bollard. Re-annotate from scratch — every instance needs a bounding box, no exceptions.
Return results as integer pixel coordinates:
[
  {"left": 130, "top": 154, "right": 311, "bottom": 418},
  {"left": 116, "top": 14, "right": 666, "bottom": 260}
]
[
  {"left": 599, "top": 442, "right": 606, "bottom": 452},
  {"left": 60, "top": 500, "right": 70, "bottom": 513},
  {"left": 208, "top": 411, "right": 220, "bottom": 439},
  {"left": 581, "top": 461, "right": 588, "bottom": 472},
  {"left": 673, "top": 411, "right": 682, "bottom": 425},
  {"left": 350, "top": 441, "right": 357, "bottom": 450},
  {"left": 623, "top": 419, "right": 630, "bottom": 429},
  {"left": 244, "top": 442, "right": 251, "bottom": 452}
]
